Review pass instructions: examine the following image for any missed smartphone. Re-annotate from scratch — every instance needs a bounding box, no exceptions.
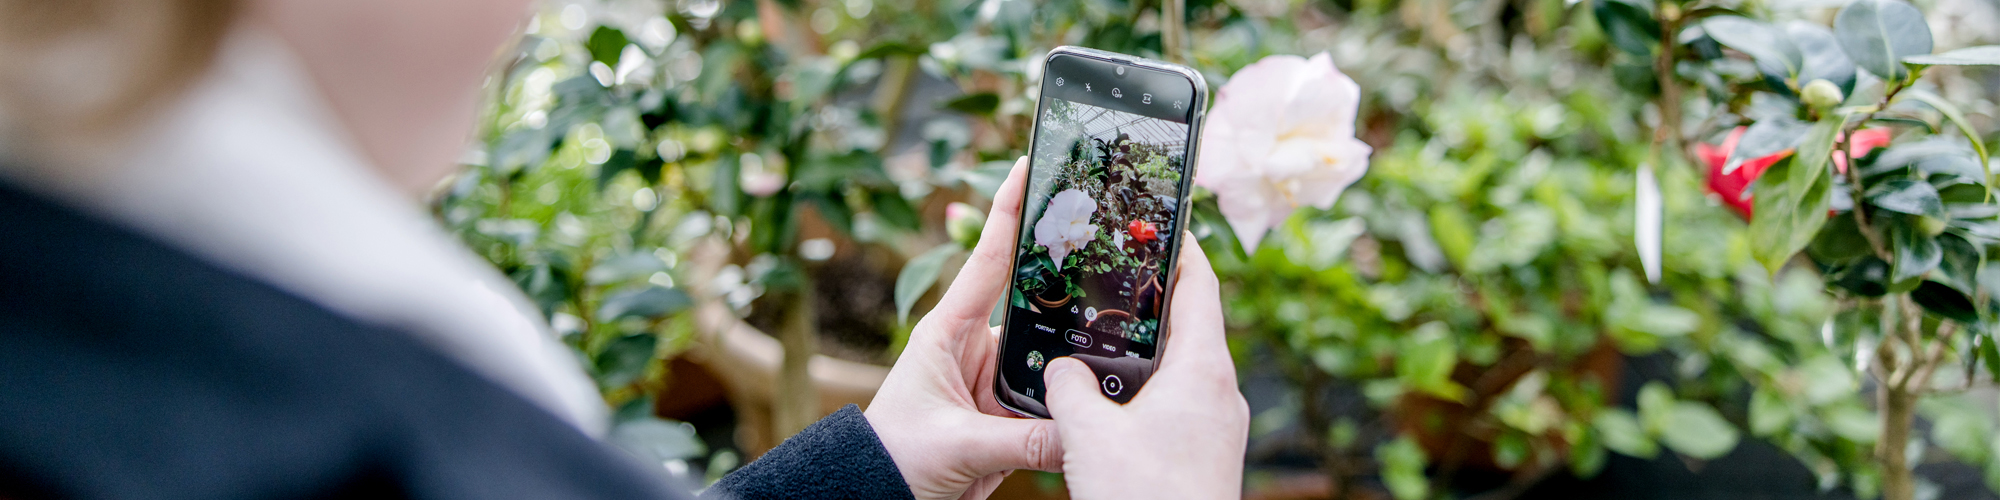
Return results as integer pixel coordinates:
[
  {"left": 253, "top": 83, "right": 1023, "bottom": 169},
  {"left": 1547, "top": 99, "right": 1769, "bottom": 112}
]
[{"left": 995, "top": 46, "right": 1207, "bottom": 418}]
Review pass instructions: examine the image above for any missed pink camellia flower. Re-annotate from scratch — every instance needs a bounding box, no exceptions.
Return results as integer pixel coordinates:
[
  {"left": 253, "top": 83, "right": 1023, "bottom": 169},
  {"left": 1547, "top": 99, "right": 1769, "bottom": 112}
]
[
  {"left": 1196, "top": 52, "right": 1372, "bottom": 253},
  {"left": 1033, "top": 189, "right": 1099, "bottom": 270},
  {"left": 1699, "top": 126, "right": 1889, "bottom": 220}
]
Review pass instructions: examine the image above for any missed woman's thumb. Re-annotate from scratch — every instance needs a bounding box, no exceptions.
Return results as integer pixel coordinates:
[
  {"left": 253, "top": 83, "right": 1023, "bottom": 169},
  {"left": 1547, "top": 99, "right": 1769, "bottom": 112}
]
[{"left": 1042, "top": 357, "right": 1115, "bottom": 420}]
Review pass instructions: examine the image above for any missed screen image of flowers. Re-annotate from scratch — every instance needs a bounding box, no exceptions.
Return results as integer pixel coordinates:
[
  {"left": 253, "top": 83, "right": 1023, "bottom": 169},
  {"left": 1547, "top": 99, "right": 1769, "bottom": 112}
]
[{"left": 1012, "top": 97, "right": 1189, "bottom": 345}]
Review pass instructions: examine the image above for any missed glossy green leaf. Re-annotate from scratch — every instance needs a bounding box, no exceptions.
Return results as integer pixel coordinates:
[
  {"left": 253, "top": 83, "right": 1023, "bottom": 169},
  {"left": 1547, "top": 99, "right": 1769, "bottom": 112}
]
[
  {"left": 598, "top": 285, "right": 692, "bottom": 321},
  {"left": 1904, "top": 89, "right": 1993, "bottom": 173},
  {"left": 1594, "top": 0, "right": 1660, "bottom": 56},
  {"left": 1786, "top": 21, "right": 1858, "bottom": 90},
  {"left": 1704, "top": 17, "right": 1805, "bottom": 80},
  {"left": 1913, "top": 280, "right": 1979, "bottom": 322},
  {"left": 1831, "top": 257, "right": 1893, "bottom": 297},
  {"left": 1980, "top": 336, "right": 2000, "bottom": 386},
  {"left": 1904, "top": 45, "right": 2000, "bottom": 66},
  {"left": 1866, "top": 178, "right": 1945, "bottom": 217},
  {"left": 595, "top": 333, "right": 657, "bottom": 387},
  {"left": 1659, "top": 402, "right": 1742, "bottom": 459},
  {"left": 1890, "top": 224, "right": 1942, "bottom": 283},
  {"left": 1594, "top": 409, "right": 1659, "bottom": 458},
  {"left": 1937, "top": 233, "right": 1982, "bottom": 293},
  {"left": 1726, "top": 117, "right": 1810, "bottom": 174},
  {"left": 1808, "top": 214, "right": 1875, "bottom": 264},
  {"left": 895, "top": 243, "right": 963, "bottom": 324},
  {"left": 1833, "top": 0, "right": 1934, "bottom": 80}
]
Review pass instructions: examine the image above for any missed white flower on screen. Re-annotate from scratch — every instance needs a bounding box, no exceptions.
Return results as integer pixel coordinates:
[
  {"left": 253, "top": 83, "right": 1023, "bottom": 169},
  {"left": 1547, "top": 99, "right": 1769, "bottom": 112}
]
[
  {"left": 1195, "top": 52, "right": 1372, "bottom": 253},
  {"left": 1034, "top": 189, "right": 1099, "bottom": 270}
]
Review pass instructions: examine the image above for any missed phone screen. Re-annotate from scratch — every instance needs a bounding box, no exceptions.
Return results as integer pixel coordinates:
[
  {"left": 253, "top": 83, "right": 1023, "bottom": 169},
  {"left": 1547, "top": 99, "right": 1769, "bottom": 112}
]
[{"left": 998, "top": 50, "right": 1202, "bottom": 416}]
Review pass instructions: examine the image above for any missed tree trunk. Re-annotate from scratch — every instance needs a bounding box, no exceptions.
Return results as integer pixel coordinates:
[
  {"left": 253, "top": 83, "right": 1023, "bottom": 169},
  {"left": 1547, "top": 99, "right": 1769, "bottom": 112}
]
[
  {"left": 773, "top": 284, "right": 820, "bottom": 439},
  {"left": 1878, "top": 383, "right": 1918, "bottom": 500}
]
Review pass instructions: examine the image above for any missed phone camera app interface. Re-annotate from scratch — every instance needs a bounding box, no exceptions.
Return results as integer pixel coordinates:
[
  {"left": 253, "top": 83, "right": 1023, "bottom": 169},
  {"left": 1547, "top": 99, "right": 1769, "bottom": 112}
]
[{"left": 1003, "top": 54, "right": 1194, "bottom": 407}]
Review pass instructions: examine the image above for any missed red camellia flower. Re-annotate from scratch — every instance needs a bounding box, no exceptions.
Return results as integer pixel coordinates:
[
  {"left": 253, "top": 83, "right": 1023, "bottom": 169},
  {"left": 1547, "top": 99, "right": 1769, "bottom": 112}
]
[
  {"left": 1700, "top": 126, "right": 1890, "bottom": 220},
  {"left": 1127, "top": 219, "right": 1159, "bottom": 245}
]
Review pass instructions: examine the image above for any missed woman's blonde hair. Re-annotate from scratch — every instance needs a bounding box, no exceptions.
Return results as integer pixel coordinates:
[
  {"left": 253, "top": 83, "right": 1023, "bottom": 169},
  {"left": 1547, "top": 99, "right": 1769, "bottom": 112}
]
[{"left": 0, "top": 0, "right": 238, "bottom": 165}]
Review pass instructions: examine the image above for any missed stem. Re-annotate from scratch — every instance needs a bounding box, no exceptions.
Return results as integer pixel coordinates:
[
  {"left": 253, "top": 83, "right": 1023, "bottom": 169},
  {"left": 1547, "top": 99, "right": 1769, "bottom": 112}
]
[
  {"left": 772, "top": 278, "right": 821, "bottom": 439},
  {"left": 871, "top": 55, "right": 917, "bottom": 157},
  {"left": 1652, "top": 4, "right": 1683, "bottom": 158}
]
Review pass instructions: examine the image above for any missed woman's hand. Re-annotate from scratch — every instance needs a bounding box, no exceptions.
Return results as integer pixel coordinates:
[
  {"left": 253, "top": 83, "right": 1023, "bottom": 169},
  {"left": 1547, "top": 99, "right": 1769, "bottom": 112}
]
[
  {"left": 864, "top": 157, "right": 1063, "bottom": 500},
  {"left": 1041, "top": 238, "right": 1250, "bottom": 499}
]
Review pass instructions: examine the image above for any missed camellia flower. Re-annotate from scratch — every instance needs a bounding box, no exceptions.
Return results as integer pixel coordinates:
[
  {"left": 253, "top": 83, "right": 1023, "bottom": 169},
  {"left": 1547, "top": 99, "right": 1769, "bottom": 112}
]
[
  {"left": 1128, "top": 219, "right": 1158, "bottom": 245},
  {"left": 1699, "top": 126, "right": 1890, "bottom": 219},
  {"left": 1196, "top": 52, "right": 1372, "bottom": 253},
  {"left": 1034, "top": 189, "right": 1099, "bottom": 270}
]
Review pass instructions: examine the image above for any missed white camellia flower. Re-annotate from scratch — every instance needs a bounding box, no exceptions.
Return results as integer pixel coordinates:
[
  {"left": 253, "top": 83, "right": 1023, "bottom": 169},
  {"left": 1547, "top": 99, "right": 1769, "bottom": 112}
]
[
  {"left": 1033, "top": 188, "right": 1099, "bottom": 270},
  {"left": 1196, "top": 52, "right": 1372, "bottom": 253}
]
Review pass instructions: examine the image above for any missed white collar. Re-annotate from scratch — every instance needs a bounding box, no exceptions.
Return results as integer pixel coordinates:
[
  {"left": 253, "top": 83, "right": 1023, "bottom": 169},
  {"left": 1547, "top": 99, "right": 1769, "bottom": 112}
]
[{"left": 41, "top": 28, "right": 607, "bottom": 434}]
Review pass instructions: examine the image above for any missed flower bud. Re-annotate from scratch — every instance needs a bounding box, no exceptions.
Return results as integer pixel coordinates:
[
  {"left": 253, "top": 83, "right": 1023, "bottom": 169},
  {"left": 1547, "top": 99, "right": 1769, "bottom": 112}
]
[
  {"left": 1801, "top": 79, "right": 1843, "bottom": 111},
  {"left": 1919, "top": 215, "right": 1948, "bottom": 237},
  {"left": 736, "top": 19, "right": 764, "bottom": 46},
  {"left": 946, "top": 202, "right": 985, "bottom": 248}
]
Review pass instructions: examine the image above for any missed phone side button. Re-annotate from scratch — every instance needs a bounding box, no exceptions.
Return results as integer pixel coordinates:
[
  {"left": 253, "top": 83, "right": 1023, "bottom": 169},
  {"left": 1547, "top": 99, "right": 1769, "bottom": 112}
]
[{"left": 1065, "top": 329, "right": 1093, "bottom": 348}]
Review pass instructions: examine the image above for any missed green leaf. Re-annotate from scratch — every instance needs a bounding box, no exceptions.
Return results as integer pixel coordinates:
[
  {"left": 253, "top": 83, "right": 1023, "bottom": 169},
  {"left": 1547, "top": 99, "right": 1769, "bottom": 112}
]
[
  {"left": 1808, "top": 213, "right": 1876, "bottom": 264},
  {"left": 1726, "top": 117, "right": 1810, "bottom": 174},
  {"left": 1866, "top": 179, "right": 1945, "bottom": 217},
  {"left": 1904, "top": 45, "right": 2000, "bottom": 66},
  {"left": 1659, "top": 402, "right": 1742, "bottom": 459},
  {"left": 894, "top": 243, "right": 963, "bottom": 324},
  {"left": 938, "top": 92, "right": 1001, "bottom": 116},
  {"left": 1749, "top": 388, "right": 1793, "bottom": 437},
  {"left": 1913, "top": 280, "right": 1979, "bottom": 322},
  {"left": 1750, "top": 120, "right": 1842, "bottom": 273},
  {"left": 1980, "top": 335, "right": 2000, "bottom": 386},
  {"left": 1937, "top": 233, "right": 1982, "bottom": 293},
  {"left": 1594, "top": 409, "right": 1659, "bottom": 458},
  {"left": 1397, "top": 323, "right": 1467, "bottom": 402},
  {"left": 1377, "top": 437, "right": 1431, "bottom": 500},
  {"left": 1890, "top": 223, "right": 1942, "bottom": 283},
  {"left": 1800, "top": 355, "right": 1860, "bottom": 404},
  {"left": 585, "top": 252, "right": 669, "bottom": 285},
  {"left": 1785, "top": 120, "right": 1843, "bottom": 208},
  {"left": 598, "top": 285, "right": 692, "bottom": 321},
  {"left": 1786, "top": 21, "right": 1859, "bottom": 90},
  {"left": 1904, "top": 89, "right": 1993, "bottom": 173},
  {"left": 1822, "top": 403, "right": 1882, "bottom": 442},
  {"left": 1833, "top": 0, "right": 1934, "bottom": 80},
  {"left": 871, "top": 191, "right": 922, "bottom": 231},
  {"left": 1428, "top": 205, "right": 1477, "bottom": 272},
  {"left": 1637, "top": 381, "right": 1674, "bottom": 433},
  {"left": 1594, "top": 0, "right": 1661, "bottom": 57},
  {"left": 1926, "top": 403, "right": 1991, "bottom": 463},
  {"left": 587, "top": 26, "right": 632, "bottom": 67},
  {"left": 594, "top": 333, "right": 657, "bottom": 387},
  {"left": 1704, "top": 17, "right": 1805, "bottom": 80},
  {"left": 608, "top": 415, "right": 707, "bottom": 464}
]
